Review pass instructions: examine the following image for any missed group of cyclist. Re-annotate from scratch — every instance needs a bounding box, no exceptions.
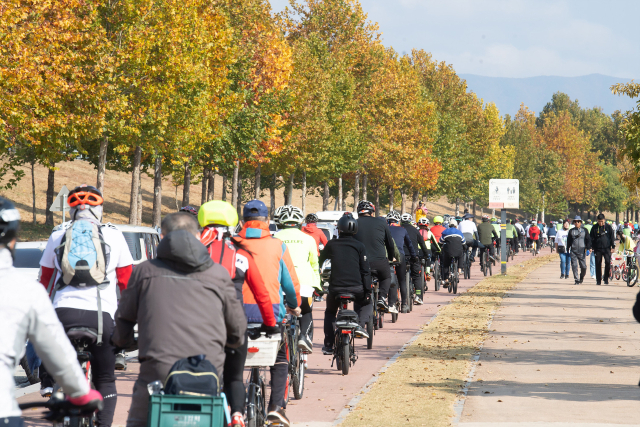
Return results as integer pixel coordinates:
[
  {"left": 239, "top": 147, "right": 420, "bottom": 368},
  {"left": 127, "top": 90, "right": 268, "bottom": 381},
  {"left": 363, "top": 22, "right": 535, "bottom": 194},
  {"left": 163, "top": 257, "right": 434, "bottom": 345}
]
[{"left": 6, "top": 186, "right": 597, "bottom": 427}]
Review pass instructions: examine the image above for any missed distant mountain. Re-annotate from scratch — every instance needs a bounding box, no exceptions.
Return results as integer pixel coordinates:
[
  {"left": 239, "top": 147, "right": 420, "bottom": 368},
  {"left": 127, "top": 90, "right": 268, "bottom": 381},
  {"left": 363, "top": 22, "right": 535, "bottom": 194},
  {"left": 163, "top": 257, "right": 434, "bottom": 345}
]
[{"left": 459, "top": 73, "right": 637, "bottom": 117}]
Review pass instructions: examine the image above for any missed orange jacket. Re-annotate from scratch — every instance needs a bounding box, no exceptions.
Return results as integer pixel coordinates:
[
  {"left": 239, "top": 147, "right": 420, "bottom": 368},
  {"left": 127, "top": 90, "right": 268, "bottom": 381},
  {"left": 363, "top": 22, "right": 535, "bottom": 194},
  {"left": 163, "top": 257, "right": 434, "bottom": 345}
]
[{"left": 235, "top": 220, "right": 301, "bottom": 323}]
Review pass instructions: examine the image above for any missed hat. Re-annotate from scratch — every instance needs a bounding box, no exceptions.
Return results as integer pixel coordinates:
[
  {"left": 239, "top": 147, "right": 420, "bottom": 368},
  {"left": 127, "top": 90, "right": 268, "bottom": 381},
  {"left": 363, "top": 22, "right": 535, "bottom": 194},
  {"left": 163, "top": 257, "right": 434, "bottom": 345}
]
[
  {"left": 573, "top": 216, "right": 582, "bottom": 222},
  {"left": 462, "top": 213, "right": 474, "bottom": 219},
  {"left": 243, "top": 200, "right": 269, "bottom": 218}
]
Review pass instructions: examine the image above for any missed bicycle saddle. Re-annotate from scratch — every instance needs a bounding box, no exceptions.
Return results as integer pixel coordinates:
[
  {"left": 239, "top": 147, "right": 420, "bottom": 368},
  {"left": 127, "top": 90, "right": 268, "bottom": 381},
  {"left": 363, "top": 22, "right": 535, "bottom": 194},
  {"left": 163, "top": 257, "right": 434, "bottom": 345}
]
[
  {"left": 66, "top": 327, "right": 98, "bottom": 344},
  {"left": 335, "top": 293, "right": 355, "bottom": 302}
]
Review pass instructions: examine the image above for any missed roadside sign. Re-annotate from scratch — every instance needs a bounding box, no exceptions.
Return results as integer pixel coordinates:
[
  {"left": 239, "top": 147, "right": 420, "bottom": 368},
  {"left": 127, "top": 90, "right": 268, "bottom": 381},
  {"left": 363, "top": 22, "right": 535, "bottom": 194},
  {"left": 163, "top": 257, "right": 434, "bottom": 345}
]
[
  {"left": 488, "top": 179, "right": 519, "bottom": 209},
  {"left": 49, "top": 185, "right": 70, "bottom": 223}
]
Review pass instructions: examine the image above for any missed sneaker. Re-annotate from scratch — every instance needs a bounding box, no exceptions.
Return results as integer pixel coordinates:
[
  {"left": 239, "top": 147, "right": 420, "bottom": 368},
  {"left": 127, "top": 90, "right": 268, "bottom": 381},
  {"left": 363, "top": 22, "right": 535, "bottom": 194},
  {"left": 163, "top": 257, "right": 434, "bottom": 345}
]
[
  {"left": 574, "top": 280, "right": 580, "bottom": 285},
  {"left": 604, "top": 280, "right": 608, "bottom": 285},
  {"left": 354, "top": 326, "right": 370, "bottom": 339},
  {"left": 591, "top": 275, "right": 596, "bottom": 279},
  {"left": 297, "top": 335, "right": 313, "bottom": 354},
  {"left": 40, "top": 387, "right": 53, "bottom": 398},
  {"left": 115, "top": 352, "right": 127, "bottom": 370},
  {"left": 414, "top": 295, "right": 423, "bottom": 305},
  {"left": 560, "top": 274, "right": 564, "bottom": 279},
  {"left": 377, "top": 298, "right": 389, "bottom": 312},
  {"left": 266, "top": 407, "right": 290, "bottom": 427},
  {"left": 596, "top": 281, "right": 601, "bottom": 286},
  {"left": 322, "top": 345, "right": 334, "bottom": 355},
  {"left": 401, "top": 304, "right": 408, "bottom": 313},
  {"left": 230, "top": 412, "right": 245, "bottom": 427},
  {"left": 387, "top": 304, "right": 398, "bottom": 314}
]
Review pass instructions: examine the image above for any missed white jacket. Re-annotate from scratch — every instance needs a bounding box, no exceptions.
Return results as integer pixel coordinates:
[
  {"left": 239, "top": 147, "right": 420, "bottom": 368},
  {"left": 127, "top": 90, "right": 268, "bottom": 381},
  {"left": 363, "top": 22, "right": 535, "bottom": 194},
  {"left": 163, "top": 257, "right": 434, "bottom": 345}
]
[{"left": 0, "top": 248, "right": 88, "bottom": 418}]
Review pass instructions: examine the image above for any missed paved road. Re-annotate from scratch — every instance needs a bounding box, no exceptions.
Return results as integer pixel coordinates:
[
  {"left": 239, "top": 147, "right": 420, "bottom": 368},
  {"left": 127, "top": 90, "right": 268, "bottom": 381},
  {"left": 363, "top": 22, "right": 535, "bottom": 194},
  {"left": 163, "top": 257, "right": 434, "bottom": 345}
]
[
  {"left": 18, "top": 249, "right": 537, "bottom": 427},
  {"left": 458, "top": 259, "right": 640, "bottom": 427}
]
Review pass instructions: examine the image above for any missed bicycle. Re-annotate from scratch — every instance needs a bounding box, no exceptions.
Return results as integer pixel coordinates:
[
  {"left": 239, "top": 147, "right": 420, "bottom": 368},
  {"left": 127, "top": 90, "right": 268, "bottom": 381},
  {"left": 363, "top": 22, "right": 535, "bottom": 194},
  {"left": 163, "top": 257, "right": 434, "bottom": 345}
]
[
  {"left": 19, "top": 393, "right": 103, "bottom": 427},
  {"left": 531, "top": 240, "right": 538, "bottom": 256},
  {"left": 370, "top": 271, "right": 384, "bottom": 332},
  {"left": 245, "top": 324, "right": 281, "bottom": 427},
  {"left": 462, "top": 246, "right": 471, "bottom": 279},
  {"left": 480, "top": 247, "right": 492, "bottom": 277},
  {"left": 286, "top": 315, "right": 305, "bottom": 400},
  {"left": 507, "top": 238, "right": 515, "bottom": 261},
  {"left": 405, "top": 261, "right": 414, "bottom": 313},
  {"left": 331, "top": 294, "right": 359, "bottom": 375},
  {"left": 621, "top": 250, "right": 639, "bottom": 287},
  {"left": 447, "top": 257, "right": 459, "bottom": 294},
  {"left": 389, "top": 261, "right": 401, "bottom": 322},
  {"left": 433, "top": 254, "right": 442, "bottom": 292}
]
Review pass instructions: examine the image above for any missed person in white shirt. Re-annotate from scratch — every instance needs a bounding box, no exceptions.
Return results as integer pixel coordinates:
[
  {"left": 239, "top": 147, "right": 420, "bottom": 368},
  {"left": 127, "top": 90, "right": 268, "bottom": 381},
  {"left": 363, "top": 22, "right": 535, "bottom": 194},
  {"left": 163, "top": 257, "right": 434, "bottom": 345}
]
[
  {"left": 514, "top": 219, "right": 525, "bottom": 253},
  {"left": 555, "top": 220, "right": 571, "bottom": 279},
  {"left": 458, "top": 213, "right": 480, "bottom": 261},
  {"left": 38, "top": 185, "right": 133, "bottom": 427}
]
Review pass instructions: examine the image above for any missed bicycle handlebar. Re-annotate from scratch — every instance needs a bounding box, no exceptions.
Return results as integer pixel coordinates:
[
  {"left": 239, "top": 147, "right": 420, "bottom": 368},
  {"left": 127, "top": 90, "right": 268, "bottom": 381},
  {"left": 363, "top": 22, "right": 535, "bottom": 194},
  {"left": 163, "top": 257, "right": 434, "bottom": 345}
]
[{"left": 19, "top": 394, "right": 103, "bottom": 422}]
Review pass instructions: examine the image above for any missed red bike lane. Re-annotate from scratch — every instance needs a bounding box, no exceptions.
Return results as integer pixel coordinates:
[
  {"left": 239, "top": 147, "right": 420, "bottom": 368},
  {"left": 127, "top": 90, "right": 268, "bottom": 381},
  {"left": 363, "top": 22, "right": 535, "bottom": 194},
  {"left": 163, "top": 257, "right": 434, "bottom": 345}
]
[{"left": 19, "top": 250, "right": 537, "bottom": 427}]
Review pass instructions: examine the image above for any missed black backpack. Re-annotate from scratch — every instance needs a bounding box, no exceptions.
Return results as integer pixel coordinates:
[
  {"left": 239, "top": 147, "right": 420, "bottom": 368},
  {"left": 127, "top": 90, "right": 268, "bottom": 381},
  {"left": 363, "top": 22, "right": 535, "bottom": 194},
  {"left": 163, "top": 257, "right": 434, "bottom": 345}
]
[{"left": 164, "top": 355, "right": 219, "bottom": 396}]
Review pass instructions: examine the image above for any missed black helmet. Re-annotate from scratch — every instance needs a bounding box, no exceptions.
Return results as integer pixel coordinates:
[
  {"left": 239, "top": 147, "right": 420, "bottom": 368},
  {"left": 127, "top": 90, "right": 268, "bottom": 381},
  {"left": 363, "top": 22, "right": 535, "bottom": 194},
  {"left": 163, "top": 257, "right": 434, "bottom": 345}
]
[
  {"left": 357, "top": 200, "right": 375, "bottom": 215},
  {"left": 0, "top": 197, "right": 20, "bottom": 245},
  {"left": 337, "top": 214, "right": 358, "bottom": 236},
  {"left": 305, "top": 213, "right": 318, "bottom": 224}
]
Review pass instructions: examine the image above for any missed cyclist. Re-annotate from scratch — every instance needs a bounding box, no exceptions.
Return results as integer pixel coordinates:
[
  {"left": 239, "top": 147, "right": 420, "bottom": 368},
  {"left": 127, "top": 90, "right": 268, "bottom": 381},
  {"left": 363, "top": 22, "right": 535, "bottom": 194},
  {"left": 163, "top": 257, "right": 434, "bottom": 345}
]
[
  {"left": 319, "top": 214, "right": 372, "bottom": 355},
  {"left": 301, "top": 213, "right": 328, "bottom": 254},
  {"left": 354, "top": 200, "right": 396, "bottom": 313},
  {"left": 430, "top": 216, "right": 447, "bottom": 242},
  {"left": 477, "top": 215, "right": 499, "bottom": 264},
  {"left": 274, "top": 205, "right": 322, "bottom": 352},
  {"left": 179, "top": 205, "right": 198, "bottom": 216},
  {"left": 38, "top": 185, "right": 132, "bottom": 426},
  {"left": 505, "top": 219, "right": 519, "bottom": 255},
  {"left": 514, "top": 219, "right": 525, "bottom": 253},
  {"left": 386, "top": 211, "right": 416, "bottom": 313},
  {"left": 400, "top": 213, "right": 428, "bottom": 305},
  {"left": 528, "top": 221, "right": 541, "bottom": 253},
  {"left": 197, "top": 201, "right": 277, "bottom": 427},
  {"left": 547, "top": 221, "right": 557, "bottom": 248},
  {"left": 234, "top": 200, "right": 301, "bottom": 427},
  {"left": 417, "top": 218, "right": 440, "bottom": 281},
  {"left": 439, "top": 219, "right": 465, "bottom": 287},
  {"left": 1, "top": 197, "right": 103, "bottom": 427},
  {"left": 458, "top": 213, "right": 480, "bottom": 262}
]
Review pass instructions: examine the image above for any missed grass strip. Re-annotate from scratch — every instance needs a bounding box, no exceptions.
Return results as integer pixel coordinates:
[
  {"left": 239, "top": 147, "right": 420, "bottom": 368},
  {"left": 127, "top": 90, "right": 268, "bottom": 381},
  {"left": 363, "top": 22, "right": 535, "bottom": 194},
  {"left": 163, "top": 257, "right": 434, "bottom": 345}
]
[{"left": 341, "top": 254, "right": 555, "bottom": 427}]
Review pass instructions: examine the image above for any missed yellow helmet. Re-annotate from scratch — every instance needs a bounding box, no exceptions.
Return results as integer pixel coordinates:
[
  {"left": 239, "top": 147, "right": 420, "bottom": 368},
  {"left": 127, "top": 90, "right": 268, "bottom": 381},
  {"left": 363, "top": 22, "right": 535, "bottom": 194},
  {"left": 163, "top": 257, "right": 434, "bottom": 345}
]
[
  {"left": 198, "top": 200, "right": 238, "bottom": 228},
  {"left": 433, "top": 215, "right": 443, "bottom": 224}
]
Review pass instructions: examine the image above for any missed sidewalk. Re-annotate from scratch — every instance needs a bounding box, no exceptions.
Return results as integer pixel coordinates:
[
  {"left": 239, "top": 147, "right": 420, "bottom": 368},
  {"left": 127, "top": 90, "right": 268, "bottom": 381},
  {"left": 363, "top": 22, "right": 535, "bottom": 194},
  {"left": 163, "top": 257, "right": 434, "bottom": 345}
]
[{"left": 459, "top": 259, "right": 640, "bottom": 427}]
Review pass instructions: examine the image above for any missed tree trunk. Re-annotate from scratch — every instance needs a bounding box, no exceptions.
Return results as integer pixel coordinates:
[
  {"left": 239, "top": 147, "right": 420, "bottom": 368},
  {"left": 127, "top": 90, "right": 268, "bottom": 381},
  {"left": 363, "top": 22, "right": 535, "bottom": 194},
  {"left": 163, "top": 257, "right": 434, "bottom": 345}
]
[
  {"left": 302, "top": 170, "right": 307, "bottom": 215},
  {"left": 31, "top": 162, "right": 36, "bottom": 224},
  {"left": 152, "top": 152, "right": 162, "bottom": 228},
  {"left": 231, "top": 161, "right": 239, "bottom": 209},
  {"left": 338, "top": 176, "right": 343, "bottom": 210},
  {"left": 615, "top": 211, "right": 619, "bottom": 223},
  {"left": 96, "top": 135, "right": 108, "bottom": 194},
  {"left": 374, "top": 183, "right": 380, "bottom": 217},
  {"left": 129, "top": 146, "right": 142, "bottom": 225},
  {"left": 201, "top": 168, "right": 208, "bottom": 205},
  {"left": 137, "top": 173, "right": 142, "bottom": 225},
  {"left": 323, "top": 181, "right": 330, "bottom": 211},
  {"left": 254, "top": 164, "right": 261, "bottom": 199},
  {"left": 362, "top": 173, "right": 368, "bottom": 201},
  {"left": 207, "top": 169, "right": 215, "bottom": 201},
  {"left": 400, "top": 188, "right": 407, "bottom": 214},
  {"left": 491, "top": 208, "right": 495, "bottom": 217},
  {"left": 45, "top": 167, "right": 55, "bottom": 226},
  {"left": 237, "top": 168, "right": 243, "bottom": 217},
  {"left": 411, "top": 190, "right": 419, "bottom": 217},
  {"left": 636, "top": 208, "right": 639, "bottom": 223},
  {"left": 388, "top": 186, "right": 394, "bottom": 212},
  {"left": 455, "top": 197, "right": 460, "bottom": 217},
  {"left": 473, "top": 200, "right": 476, "bottom": 217},
  {"left": 222, "top": 174, "right": 228, "bottom": 202},
  {"left": 354, "top": 171, "right": 360, "bottom": 212},
  {"left": 287, "top": 173, "right": 294, "bottom": 205},
  {"left": 182, "top": 161, "right": 191, "bottom": 207},
  {"left": 270, "top": 174, "right": 276, "bottom": 219}
]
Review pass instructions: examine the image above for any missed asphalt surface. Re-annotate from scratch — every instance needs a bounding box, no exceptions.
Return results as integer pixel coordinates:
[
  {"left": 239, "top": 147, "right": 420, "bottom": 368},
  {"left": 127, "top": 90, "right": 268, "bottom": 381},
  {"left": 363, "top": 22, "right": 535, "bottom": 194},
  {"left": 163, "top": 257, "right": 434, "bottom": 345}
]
[
  {"left": 458, "top": 259, "right": 640, "bottom": 427},
  {"left": 17, "top": 248, "right": 537, "bottom": 427}
]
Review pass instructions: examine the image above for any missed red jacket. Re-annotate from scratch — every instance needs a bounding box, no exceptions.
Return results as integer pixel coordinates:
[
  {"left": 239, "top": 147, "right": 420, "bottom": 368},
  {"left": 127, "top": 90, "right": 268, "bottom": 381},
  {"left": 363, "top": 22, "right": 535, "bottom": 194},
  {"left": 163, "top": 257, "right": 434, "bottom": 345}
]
[
  {"left": 301, "top": 223, "right": 328, "bottom": 254},
  {"left": 430, "top": 225, "right": 446, "bottom": 244}
]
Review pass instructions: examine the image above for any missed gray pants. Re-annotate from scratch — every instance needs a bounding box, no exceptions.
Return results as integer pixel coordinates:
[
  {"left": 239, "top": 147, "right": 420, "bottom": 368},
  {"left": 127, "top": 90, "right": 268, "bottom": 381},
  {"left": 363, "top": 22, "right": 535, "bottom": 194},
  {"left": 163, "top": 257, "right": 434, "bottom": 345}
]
[{"left": 570, "top": 251, "right": 587, "bottom": 281}]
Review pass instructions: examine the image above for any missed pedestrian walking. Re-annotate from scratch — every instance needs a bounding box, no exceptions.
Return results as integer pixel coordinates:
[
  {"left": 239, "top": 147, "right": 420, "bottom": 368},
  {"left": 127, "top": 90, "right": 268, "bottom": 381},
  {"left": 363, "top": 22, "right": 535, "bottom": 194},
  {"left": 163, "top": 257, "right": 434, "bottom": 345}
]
[
  {"left": 584, "top": 219, "right": 596, "bottom": 279},
  {"left": 589, "top": 213, "right": 615, "bottom": 286},
  {"left": 555, "top": 220, "right": 570, "bottom": 279},
  {"left": 567, "top": 216, "right": 592, "bottom": 285}
]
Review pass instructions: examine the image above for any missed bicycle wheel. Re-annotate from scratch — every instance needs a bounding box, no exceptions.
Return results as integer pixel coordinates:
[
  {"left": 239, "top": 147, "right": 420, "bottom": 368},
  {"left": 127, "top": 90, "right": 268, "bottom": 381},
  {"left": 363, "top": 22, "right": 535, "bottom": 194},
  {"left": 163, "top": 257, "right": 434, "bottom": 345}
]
[
  {"left": 405, "top": 270, "right": 412, "bottom": 312},
  {"left": 378, "top": 312, "right": 384, "bottom": 329},
  {"left": 342, "top": 335, "right": 350, "bottom": 375},
  {"left": 621, "top": 267, "right": 626, "bottom": 282},
  {"left": 434, "top": 261, "right": 441, "bottom": 291},
  {"left": 452, "top": 260, "right": 459, "bottom": 294},
  {"left": 628, "top": 265, "right": 638, "bottom": 287},
  {"left": 292, "top": 348, "right": 304, "bottom": 399},
  {"left": 246, "top": 369, "right": 266, "bottom": 427},
  {"left": 488, "top": 255, "right": 492, "bottom": 276},
  {"left": 366, "top": 317, "right": 374, "bottom": 349},
  {"left": 482, "top": 252, "right": 488, "bottom": 276}
]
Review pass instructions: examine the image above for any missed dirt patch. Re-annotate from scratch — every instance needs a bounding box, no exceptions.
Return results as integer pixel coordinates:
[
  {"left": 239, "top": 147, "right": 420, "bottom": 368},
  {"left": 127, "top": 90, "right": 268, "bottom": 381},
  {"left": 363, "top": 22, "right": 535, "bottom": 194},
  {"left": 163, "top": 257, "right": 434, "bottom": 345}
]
[{"left": 341, "top": 254, "right": 555, "bottom": 427}]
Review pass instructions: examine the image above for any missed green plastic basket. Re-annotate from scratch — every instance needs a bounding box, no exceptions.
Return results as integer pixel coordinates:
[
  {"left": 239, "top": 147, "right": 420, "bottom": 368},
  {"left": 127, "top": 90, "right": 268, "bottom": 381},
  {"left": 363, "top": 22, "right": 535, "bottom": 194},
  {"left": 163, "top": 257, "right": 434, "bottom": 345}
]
[{"left": 147, "top": 395, "right": 225, "bottom": 427}]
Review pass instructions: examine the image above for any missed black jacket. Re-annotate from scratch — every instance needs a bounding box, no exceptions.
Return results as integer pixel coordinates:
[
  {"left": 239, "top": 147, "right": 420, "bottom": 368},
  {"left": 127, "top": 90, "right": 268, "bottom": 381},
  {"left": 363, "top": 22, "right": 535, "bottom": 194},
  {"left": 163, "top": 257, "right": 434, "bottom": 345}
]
[
  {"left": 567, "top": 227, "right": 592, "bottom": 253},
  {"left": 401, "top": 223, "right": 428, "bottom": 258},
  {"left": 388, "top": 224, "right": 416, "bottom": 257},
  {"left": 634, "top": 290, "right": 640, "bottom": 323},
  {"left": 354, "top": 215, "right": 395, "bottom": 262},
  {"left": 319, "top": 235, "right": 372, "bottom": 294},
  {"left": 589, "top": 223, "right": 615, "bottom": 251}
]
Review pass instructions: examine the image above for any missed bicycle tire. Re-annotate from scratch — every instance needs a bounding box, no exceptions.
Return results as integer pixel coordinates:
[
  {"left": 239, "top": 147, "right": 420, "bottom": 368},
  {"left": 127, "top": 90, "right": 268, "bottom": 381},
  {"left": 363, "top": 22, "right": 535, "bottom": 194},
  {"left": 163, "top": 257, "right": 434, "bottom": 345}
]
[
  {"left": 621, "top": 268, "right": 626, "bottom": 282},
  {"left": 405, "top": 270, "right": 412, "bottom": 312},
  {"left": 453, "top": 260, "right": 458, "bottom": 294},
  {"left": 342, "top": 335, "right": 350, "bottom": 375},
  {"left": 292, "top": 350, "right": 304, "bottom": 399},
  {"left": 628, "top": 266, "right": 638, "bottom": 287},
  {"left": 391, "top": 311, "right": 398, "bottom": 323},
  {"left": 434, "top": 261, "right": 441, "bottom": 291},
  {"left": 378, "top": 312, "right": 384, "bottom": 329},
  {"left": 488, "top": 257, "right": 492, "bottom": 276},
  {"left": 482, "top": 252, "right": 488, "bottom": 277},
  {"left": 366, "top": 317, "right": 374, "bottom": 349}
]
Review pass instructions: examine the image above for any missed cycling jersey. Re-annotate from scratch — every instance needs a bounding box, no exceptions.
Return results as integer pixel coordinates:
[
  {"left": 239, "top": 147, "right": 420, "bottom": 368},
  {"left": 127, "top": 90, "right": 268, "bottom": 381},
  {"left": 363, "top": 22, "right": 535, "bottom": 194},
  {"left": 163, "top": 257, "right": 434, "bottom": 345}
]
[
  {"left": 458, "top": 219, "right": 478, "bottom": 236},
  {"left": 275, "top": 227, "right": 321, "bottom": 297},
  {"left": 491, "top": 223, "right": 501, "bottom": 237},
  {"left": 401, "top": 223, "right": 428, "bottom": 257},
  {"left": 528, "top": 225, "right": 541, "bottom": 241},
  {"left": 354, "top": 215, "right": 395, "bottom": 262},
  {"left": 388, "top": 223, "right": 416, "bottom": 257},
  {"left": 505, "top": 223, "right": 516, "bottom": 239},
  {"left": 439, "top": 227, "right": 465, "bottom": 257},
  {"left": 430, "top": 224, "right": 446, "bottom": 244}
]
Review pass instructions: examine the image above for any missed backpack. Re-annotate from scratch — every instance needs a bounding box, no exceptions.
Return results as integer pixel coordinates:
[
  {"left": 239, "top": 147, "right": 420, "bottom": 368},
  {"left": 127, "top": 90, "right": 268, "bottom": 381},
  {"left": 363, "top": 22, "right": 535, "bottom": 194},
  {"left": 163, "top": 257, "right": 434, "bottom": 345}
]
[
  {"left": 52, "top": 220, "right": 111, "bottom": 344},
  {"left": 164, "top": 355, "right": 220, "bottom": 396}
]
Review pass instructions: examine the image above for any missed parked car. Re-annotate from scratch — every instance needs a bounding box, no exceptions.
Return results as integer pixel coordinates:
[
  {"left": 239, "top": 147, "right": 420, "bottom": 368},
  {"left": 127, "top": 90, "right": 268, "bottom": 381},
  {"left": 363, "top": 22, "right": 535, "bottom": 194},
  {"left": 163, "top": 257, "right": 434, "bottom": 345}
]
[
  {"left": 316, "top": 210, "right": 358, "bottom": 222},
  {"left": 13, "top": 241, "right": 48, "bottom": 282},
  {"left": 317, "top": 222, "right": 338, "bottom": 241}
]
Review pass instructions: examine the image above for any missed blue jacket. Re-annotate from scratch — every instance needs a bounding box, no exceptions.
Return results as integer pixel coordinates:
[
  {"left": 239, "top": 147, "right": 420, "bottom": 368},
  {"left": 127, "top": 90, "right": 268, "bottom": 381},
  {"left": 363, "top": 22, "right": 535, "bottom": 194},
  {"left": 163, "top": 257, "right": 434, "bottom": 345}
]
[
  {"left": 439, "top": 227, "right": 466, "bottom": 257},
  {"left": 388, "top": 224, "right": 416, "bottom": 257}
]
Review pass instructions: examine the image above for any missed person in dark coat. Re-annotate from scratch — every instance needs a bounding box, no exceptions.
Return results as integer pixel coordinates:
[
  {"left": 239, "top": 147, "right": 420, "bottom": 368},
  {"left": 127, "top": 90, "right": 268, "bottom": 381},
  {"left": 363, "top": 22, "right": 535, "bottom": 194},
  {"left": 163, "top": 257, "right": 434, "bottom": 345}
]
[
  {"left": 385, "top": 211, "right": 416, "bottom": 312},
  {"left": 589, "top": 213, "right": 616, "bottom": 285},
  {"left": 567, "top": 216, "right": 592, "bottom": 285},
  {"left": 112, "top": 212, "right": 246, "bottom": 427},
  {"left": 319, "top": 214, "right": 372, "bottom": 355}
]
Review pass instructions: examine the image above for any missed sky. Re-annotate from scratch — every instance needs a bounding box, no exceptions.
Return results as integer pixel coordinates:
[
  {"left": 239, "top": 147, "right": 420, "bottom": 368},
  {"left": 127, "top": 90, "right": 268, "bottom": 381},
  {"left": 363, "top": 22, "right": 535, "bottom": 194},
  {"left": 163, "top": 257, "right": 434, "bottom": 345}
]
[{"left": 268, "top": 0, "right": 639, "bottom": 79}]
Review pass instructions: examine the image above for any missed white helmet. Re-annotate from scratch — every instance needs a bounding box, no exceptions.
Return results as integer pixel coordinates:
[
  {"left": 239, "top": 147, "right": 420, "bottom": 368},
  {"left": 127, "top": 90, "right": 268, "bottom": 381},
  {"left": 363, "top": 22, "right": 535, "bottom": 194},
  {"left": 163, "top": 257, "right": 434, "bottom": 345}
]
[
  {"left": 401, "top": 213, "right": 413, "bottom": 223},
  {"left": 386, "top": 210, "right": 401, "bottom": 223},
  {"left": 275, "top": 205, "right": 304, "bottom": 225},
  {"left": 418, "top": 218, "right": 429, "bottom": 226},
  {"left": 449, "top": 219, "right": 458, "bottom": 227}
]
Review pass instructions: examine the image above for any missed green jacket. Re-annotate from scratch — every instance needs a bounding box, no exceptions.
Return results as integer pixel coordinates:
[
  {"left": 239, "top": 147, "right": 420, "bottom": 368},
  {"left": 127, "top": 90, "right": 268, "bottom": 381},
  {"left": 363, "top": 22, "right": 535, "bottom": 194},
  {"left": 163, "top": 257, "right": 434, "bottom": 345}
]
[
  {"left": 478, "top": 222, "right": 499, "bottom": 246},
  {"left": 275, "top": 227, "right": 321, "bottom": 296},
  {"left": 506, "top": 224, "right": 516, "bottom": 239}
]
